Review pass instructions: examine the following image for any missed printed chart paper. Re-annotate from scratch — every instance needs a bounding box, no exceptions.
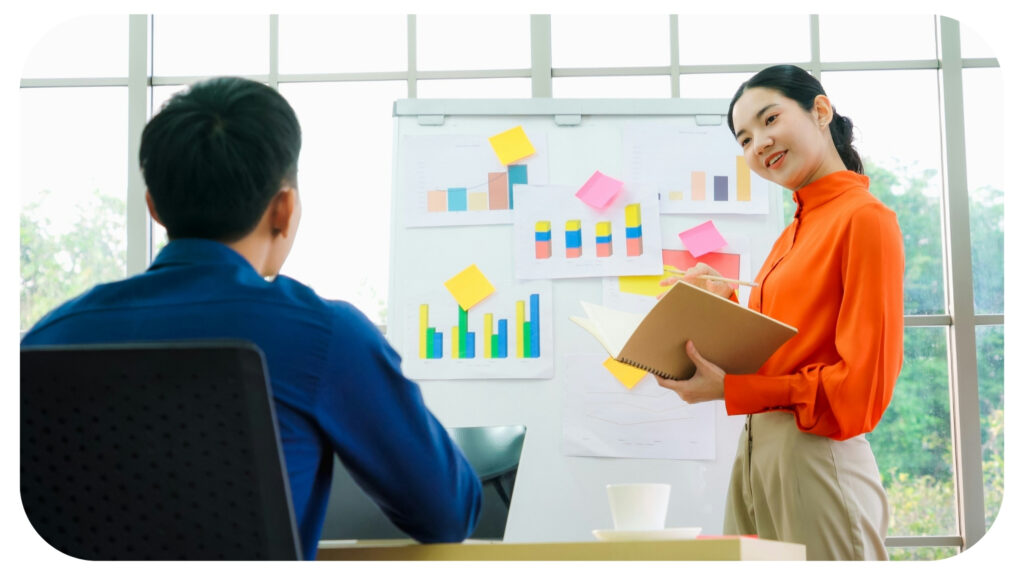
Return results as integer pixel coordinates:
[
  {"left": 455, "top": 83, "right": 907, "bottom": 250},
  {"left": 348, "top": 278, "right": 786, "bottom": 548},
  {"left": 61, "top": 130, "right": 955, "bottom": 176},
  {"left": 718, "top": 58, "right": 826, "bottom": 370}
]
[
  {"left": 513, "top": 184, "right": 663, "bottom": 279},
  {"left": 623, "top": 123, "right": 773, "bottom": 215},
  {"left": 403, "top": 272, "right": 553, "bottom": 380},
  {"left": 402, "top": 133, "right": 549, "bottom": 227},
  {"left": 563, "top": 353, "right": 715, "bottom": 460},
  {"left": 603, "top": 240, "right": 752, "bottom": 315}
]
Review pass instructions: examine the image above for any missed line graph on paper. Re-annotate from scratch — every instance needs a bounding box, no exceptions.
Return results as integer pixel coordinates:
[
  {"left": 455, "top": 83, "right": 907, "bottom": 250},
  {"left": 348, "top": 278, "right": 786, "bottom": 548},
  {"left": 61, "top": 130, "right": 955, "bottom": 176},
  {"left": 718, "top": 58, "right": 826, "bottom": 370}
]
[{"left": 563, "top": 355, "right": 716, "bottom": 460}]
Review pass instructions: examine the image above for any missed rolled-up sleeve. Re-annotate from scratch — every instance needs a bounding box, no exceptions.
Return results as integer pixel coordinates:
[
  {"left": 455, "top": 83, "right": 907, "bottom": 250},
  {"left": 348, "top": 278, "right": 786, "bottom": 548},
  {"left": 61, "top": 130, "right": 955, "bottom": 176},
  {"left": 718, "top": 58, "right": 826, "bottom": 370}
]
[{"left": 314, "top": 303, "right": 482, "bottom": 541}]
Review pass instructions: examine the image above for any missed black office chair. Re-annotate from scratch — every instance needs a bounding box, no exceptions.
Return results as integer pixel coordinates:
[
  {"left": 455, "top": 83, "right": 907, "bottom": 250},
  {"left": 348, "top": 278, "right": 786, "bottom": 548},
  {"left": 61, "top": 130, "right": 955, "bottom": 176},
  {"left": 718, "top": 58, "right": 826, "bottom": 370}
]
[{"left": 20, "top": 341, "right": 302, "bottom": 560}]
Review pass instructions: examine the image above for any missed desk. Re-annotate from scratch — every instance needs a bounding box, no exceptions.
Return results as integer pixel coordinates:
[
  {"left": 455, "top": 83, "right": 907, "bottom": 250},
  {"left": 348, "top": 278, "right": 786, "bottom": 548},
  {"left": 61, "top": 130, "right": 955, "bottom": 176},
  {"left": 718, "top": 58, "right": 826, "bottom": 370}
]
[{"left": 317, "top": 537, "right": 805, "bottom": 560}]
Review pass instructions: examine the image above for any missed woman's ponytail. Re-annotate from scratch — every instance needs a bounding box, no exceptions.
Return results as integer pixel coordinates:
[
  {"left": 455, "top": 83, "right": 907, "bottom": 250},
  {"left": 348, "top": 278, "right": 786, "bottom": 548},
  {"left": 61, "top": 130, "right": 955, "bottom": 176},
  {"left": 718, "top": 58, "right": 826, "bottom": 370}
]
[{"left": 829, "top": 110, "right": 863, "bottom": 174}]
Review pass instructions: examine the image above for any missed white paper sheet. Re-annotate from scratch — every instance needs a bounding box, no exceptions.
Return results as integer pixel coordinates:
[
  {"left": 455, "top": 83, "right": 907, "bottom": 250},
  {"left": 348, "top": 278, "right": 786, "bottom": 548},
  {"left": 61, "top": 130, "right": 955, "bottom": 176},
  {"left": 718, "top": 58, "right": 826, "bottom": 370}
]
[
  {"left": 602, "top": 235, "right": 754, "bottom": 315},
  {"left": 623, "top": 123, "right": 772, "bottom": 215},
  {"left": 402, "top": 132, "right": 549, "bottom": 227},
  {"left": 402, "top": 276, "right": 553, "bottom": 380},
  {"left": 512, "top": 184, "right": 663, "bottom": 279},
  {"left": 562, "top": 354, "right": 716, "bottom": 460}
]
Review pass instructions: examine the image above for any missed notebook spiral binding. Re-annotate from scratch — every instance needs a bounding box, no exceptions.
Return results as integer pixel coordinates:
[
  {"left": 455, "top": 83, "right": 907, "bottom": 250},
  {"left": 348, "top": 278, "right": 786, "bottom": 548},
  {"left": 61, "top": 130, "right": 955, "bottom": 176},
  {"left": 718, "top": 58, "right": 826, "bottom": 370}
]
[{"left": 617, "top": 357, "right": 677, "bottom": 380}]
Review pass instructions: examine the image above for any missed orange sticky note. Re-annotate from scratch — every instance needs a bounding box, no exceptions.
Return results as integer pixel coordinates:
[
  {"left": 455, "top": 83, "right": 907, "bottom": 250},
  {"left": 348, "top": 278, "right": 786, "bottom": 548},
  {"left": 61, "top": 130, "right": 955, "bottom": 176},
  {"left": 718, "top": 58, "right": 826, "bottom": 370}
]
[
  {"left": 488, "top": 126, "right": 535, "bottom": 165},
  {"left": 443, "top": 264, "right": 496, "bottom": 311},
  {"left": 602, "top": 357, "right": 648, "bottom": 389}
]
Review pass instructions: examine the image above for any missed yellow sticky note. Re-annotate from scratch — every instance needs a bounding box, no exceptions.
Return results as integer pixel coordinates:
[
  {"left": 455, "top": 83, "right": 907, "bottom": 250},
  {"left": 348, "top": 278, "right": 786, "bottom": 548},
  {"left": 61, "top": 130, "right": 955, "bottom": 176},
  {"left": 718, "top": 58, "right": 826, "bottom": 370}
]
[
  {"left": 617, "top": 274, "right": 671, "bottom": 298},
  {"left": 602, "top": 357, "right": 648, "bottom": 389},
  {"left": 488, "top": 126, "right": 535, "bottom": 165},
  {"left": 443, "top": 264, "right": 496, "bottom": 311}
]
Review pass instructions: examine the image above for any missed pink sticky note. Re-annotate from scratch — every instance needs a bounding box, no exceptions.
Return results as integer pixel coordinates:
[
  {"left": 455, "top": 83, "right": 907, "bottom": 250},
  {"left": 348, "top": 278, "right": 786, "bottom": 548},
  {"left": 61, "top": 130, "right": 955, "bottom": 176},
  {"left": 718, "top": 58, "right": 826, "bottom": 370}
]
[
  {"left": 575, "top": 171, "right": 624, "bottom": 210},
  {"left": 678, "top": 220, "right": 727, "bottom": 258}
]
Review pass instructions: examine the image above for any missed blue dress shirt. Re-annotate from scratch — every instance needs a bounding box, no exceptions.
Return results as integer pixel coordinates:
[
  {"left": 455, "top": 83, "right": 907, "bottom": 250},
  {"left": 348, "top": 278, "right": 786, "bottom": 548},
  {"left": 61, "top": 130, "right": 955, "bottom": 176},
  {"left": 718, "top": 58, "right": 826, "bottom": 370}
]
[{"left": 22, "top": 239, "right": 482, "bottom": 559}]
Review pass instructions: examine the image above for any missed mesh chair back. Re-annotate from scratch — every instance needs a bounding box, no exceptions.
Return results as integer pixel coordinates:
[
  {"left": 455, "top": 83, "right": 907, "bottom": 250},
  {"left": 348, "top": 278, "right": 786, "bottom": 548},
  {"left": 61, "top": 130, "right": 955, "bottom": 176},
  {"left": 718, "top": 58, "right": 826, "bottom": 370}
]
[{"left": 20, "top": 341, "right": 301, "bottom": 560}]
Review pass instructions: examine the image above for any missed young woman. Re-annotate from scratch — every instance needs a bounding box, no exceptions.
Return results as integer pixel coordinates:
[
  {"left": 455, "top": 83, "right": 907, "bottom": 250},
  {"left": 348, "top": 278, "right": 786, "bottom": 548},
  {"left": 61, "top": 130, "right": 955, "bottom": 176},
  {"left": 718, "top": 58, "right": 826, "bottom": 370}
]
[{"left": 655, "top": 64, "right": 904, "bottom": 560}]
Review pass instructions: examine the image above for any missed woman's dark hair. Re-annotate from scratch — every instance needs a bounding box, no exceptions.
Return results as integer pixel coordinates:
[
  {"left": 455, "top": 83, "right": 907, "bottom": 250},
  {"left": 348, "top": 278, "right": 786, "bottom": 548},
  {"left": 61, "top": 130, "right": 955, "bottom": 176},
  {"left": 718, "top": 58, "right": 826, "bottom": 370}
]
[
  {"left": 727, "top": 64, "right": 862, "bottom": 174},
  {"left": 139, "top": 77, "right": 302, "bottom": 241}
]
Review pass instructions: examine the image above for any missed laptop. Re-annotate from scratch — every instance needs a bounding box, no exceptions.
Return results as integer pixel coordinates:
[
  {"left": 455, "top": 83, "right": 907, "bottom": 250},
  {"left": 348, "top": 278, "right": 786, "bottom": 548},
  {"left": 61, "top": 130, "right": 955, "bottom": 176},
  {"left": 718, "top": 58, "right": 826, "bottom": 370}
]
[{"left": 319, "top": 425, "right": 526, "bottom": 541}]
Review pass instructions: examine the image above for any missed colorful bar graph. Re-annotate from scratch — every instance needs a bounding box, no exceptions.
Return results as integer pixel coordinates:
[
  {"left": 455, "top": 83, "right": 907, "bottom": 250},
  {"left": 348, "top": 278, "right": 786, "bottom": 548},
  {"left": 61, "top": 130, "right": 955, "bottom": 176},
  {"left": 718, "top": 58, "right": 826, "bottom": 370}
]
[
  {"left": 565, "top": 220, "right": 582, "bottom": 258},
  {"left": 736, "top": 156, "right": 751, "bottom": 202},
  {"left": 713, "top": 176, "right": 728, "bottom": 202},
  {"left": 420, "top": 294, "right": 540, "bottom": 361},
  {"left": 625, "top": 204, "right": 643, "bottom": 257},
  {"left": 535, "top": 221, "right": 552, "bottom": 259},
  {"left": 596, "top": 221, "right": 612, "bottom": 258},
  {"left": 428, "top": 163, "right": 526, "bottom": 214},
  {"left": 691, "top": 172, "right": 706, "bottom": 201},
  {"left": 508, "top": 164, "right": 528, "bottom": 209}
]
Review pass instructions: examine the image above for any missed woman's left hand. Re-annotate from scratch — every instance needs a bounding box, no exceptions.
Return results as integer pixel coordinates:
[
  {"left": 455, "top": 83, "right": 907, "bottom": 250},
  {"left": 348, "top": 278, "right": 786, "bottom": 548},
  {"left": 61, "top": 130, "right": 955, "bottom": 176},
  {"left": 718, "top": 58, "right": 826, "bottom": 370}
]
[{"left": 653, "top": 341, "right": 726, "bottom": 403}]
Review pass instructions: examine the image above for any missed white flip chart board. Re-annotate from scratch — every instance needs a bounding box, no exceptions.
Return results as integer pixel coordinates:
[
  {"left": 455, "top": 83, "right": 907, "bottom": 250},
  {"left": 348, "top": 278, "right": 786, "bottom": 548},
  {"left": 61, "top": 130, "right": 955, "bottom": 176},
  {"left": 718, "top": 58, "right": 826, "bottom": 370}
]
[{"left": 386, "top": 99, "right": 786, "bottom": 542}]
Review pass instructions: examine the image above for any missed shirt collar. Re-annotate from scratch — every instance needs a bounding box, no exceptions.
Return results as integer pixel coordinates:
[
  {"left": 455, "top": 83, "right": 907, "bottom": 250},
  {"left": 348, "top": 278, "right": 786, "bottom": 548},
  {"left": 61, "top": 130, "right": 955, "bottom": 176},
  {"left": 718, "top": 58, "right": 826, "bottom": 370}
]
[
  {"left": 148, "top": 238, "right": 258, "bottom": 274},
  {"left": 792, "top": 170, "right": 870, "bottom": 216}
]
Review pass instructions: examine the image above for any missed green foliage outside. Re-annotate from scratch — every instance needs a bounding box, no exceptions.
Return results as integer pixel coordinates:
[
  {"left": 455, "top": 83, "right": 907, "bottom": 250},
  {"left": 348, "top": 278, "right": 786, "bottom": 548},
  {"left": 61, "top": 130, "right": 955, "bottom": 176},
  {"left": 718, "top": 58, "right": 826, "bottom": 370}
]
[
  {"left": 20, "top": 190, "right": 127, "bottom": 332},
  {"left": 782, "top": 160, "right": 1004, "bottom": 560},
  {"left": 20, "top": 160, "right": 1004, "bottom": 561}
]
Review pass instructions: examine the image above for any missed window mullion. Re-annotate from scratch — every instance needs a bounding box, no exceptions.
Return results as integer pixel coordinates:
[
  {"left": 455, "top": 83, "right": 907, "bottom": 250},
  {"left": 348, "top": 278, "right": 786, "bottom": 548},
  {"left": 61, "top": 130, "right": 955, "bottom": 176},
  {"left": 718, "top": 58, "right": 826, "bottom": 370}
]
[
  {"left": 937, "top": 15, "right": 986, "bottom": 551},
  {"left": 126, "top": 14, "right": 150, "bottom": 274}
]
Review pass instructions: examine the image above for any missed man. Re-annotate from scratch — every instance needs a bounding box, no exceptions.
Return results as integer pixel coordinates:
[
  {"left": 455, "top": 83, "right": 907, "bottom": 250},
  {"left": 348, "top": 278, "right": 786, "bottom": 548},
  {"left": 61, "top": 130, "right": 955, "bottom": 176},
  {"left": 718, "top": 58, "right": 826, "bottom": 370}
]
[{"left": 21, "top": 76, "right": 482, "bottom": 560}]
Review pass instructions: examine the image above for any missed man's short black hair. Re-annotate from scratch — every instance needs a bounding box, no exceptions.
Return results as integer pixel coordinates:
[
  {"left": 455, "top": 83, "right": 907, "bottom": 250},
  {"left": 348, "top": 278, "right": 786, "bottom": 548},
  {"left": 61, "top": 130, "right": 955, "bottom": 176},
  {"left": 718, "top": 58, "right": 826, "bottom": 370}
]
[{"left": 139, "top": 77, "right": 302, "bottom": 242}]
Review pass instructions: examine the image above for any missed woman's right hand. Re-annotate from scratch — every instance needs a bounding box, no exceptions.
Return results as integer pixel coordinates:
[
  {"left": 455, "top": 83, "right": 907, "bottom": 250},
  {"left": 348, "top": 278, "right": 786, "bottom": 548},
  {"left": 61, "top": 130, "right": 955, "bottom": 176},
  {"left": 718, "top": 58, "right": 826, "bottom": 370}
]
[{"left": 657, "top": 262, "right": 734, "bottom": 300}]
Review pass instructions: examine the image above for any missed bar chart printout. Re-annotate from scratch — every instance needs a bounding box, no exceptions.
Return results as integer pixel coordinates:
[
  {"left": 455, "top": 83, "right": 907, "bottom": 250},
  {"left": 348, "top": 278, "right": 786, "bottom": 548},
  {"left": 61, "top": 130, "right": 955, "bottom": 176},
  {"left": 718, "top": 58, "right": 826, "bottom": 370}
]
[
  {"left": 513, "top": 184, "right": 663, "bottom": 279},
  {"left": 602, "top": 246, "right": 750, "bottom": 316},
  {"left": 408, "top": 279, "right": 553, "bottom": 380},
  {"left": 426, "top": 165, "right": 528, "bottom": 214},
  {"left": 403, "top": 133, "right": 548, "bottom": 227},
  {"left": 622, "top": 124, "right": 770, "bottom": 215}
]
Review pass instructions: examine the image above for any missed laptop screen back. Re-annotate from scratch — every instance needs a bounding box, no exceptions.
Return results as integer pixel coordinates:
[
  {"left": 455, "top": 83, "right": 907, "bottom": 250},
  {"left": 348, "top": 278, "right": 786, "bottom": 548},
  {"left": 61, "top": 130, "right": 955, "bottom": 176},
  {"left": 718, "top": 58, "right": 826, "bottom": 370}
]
[{"left": 319, "top": 425, "right": 526, "bottom": 541}]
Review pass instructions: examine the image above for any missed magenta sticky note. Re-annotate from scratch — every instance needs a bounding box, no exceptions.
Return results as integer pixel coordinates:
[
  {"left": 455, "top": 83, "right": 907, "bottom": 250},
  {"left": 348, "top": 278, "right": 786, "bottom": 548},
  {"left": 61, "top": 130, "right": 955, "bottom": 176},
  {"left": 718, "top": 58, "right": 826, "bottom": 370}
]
[
  {"left": 678, "top": 220, "right": 727, "bottom": 258},
  {"left": 575, "top": 171, "right": 624, "bottom": 210}
]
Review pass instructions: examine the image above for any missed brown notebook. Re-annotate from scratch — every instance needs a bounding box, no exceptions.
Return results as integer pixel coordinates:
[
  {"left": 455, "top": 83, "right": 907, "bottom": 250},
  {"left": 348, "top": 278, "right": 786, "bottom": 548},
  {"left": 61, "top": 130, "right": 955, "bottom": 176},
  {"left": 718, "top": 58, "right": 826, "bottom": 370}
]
[{"left": 570, "top": 280, "right": 798, "bottom": 380}]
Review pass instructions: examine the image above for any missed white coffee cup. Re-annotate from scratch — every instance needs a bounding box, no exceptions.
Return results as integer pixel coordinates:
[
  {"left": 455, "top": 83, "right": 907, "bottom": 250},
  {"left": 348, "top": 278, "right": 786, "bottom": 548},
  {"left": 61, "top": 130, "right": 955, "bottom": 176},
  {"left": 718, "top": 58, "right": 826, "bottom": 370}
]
[{"left": 606, "top": 483, "right": 671, "bottom": 531}]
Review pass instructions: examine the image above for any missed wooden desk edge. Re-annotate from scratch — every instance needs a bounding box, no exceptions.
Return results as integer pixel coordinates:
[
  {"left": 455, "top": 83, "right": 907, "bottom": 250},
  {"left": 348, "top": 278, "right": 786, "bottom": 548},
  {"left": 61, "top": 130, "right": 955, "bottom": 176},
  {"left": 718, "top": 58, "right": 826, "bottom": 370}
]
[{"left": 317, "top": 537, "right": 806, "bottom": 561}]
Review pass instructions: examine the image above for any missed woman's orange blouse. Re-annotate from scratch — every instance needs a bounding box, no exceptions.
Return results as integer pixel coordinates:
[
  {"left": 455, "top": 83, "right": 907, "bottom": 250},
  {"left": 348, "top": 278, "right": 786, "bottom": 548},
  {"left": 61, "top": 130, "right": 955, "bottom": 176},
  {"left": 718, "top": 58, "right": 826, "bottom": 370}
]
[{"left": 723, "top": 170, "right": 904, "bottom": 440}]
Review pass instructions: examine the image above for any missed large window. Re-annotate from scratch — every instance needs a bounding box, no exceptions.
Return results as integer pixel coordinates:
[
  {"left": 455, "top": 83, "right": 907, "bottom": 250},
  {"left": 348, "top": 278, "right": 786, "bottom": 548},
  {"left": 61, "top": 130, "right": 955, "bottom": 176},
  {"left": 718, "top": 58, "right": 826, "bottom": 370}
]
[{"left": 18, "top": 14, "right": 1003, "bottom": 560}]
